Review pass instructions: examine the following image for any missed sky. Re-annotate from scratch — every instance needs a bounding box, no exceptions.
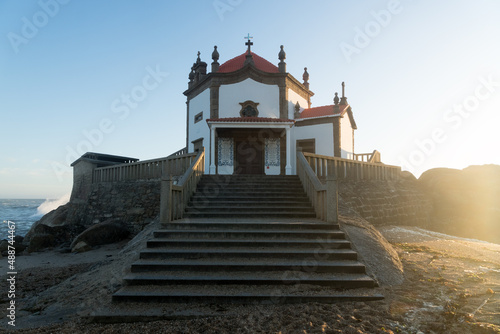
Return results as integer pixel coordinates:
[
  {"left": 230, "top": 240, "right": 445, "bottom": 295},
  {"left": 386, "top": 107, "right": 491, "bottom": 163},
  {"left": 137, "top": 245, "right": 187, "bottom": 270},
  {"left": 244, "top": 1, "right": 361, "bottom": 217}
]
[{"left": 1, "top": 0, "right": 499, "bottom": 199}]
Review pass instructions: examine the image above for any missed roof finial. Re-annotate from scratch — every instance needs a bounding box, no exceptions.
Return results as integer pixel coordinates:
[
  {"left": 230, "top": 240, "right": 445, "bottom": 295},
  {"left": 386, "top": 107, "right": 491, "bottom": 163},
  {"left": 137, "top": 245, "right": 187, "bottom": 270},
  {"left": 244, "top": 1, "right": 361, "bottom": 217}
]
[
  {"left": 334, "top": 92, "right": 340, "bottom": 113},
  {"left": 212, "top": 46, "right": 219, "bottom": 62},
  {"left": 278, "top": 45, "right": 286, "bottom": 73},
  {"left": 334, "top": 92, "right": 339, "bottom": 105},
  {"left": 188, "top": 65, "right": 195, "bottom": 88},
  {"left": 278, "top": 45, "right": 286, "bottom": 62},
  {"left": 302, "top": 67, "right": 309, "bottom": 89},
  {"left": 340, "top": 81, "right": 347, "bottom": 105},
  {"left": 196, "top": 51, "right": 201, "bottom": 63},
  {"left": 294, "top": 101, "right": 301, "bottom": 119},
  {"left": 211, "top": 45, "right": 220, "bottom": 72}
]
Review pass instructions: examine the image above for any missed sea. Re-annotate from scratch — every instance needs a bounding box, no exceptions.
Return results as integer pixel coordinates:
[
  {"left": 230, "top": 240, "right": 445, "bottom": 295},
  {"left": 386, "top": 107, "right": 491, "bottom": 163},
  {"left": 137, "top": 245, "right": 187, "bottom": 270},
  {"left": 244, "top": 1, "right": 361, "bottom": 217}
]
[{"left": 0, "top": 195, "right": 69, "bottom": 239}]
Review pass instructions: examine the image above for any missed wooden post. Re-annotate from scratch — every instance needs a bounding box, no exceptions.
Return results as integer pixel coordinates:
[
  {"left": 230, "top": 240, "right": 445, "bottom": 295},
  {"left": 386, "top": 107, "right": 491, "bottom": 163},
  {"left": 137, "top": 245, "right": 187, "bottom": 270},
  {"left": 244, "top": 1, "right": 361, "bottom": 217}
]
[
  {"left": 326, "top": 175, "right": 338, "bottom": 224},
  {"left": 160, "top": 174, "right": 172, "bottom": 224}
]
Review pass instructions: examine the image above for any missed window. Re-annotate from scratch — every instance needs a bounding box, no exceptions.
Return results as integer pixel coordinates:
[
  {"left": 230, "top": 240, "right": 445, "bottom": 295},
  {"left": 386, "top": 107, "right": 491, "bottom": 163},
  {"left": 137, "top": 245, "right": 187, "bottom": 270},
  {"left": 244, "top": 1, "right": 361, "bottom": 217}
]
[
  {"left": 297, "top": 139, "right": 315, "bottom": 154},
  {"left": 194, "top": 111, "right": 203, "bottom": 123}
]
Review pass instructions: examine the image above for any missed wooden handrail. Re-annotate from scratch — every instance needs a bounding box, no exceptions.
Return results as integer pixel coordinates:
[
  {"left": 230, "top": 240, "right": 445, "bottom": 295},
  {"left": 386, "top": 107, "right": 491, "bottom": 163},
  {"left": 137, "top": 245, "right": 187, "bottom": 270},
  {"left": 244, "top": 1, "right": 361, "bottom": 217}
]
[
  {"left": 354, "top": 150, "right": 381, "bottom": 163},
  {"left": 297, "top": 151, "right": 337, "bottom": 223},
  {"left": 161, "top": 148, "right": 205, "bottom": 222},
  {"left": 298, "top": 152, "right": 326, "bottom": 191},
  {"left": 303, "top": 151, "right": 400, "bottom": 181},
  {"left": 168, "top": 147, "right": 188, "bottom": 157},
  {"left": 92, "top": 151, "right": 197, "bottom": 183}
]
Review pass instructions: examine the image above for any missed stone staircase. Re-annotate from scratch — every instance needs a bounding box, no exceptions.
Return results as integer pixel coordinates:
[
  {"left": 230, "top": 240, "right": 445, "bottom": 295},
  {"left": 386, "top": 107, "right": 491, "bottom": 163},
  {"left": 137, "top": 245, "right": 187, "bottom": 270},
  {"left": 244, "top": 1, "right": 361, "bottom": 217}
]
[
  {"left": 184, "top": 175, "right": 317, "bottom": 218},
  {"left": 112, "top": 175, "right": 382, "bottom": 304}
]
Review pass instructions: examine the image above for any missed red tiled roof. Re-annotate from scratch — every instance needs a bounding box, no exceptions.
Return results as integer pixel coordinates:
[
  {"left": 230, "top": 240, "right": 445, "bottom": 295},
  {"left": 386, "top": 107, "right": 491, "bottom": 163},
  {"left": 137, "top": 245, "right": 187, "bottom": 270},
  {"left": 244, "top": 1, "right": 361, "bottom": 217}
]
[
  {"left": 207, "top": 117, "right": 294, "bottom": 123},
  {"left": 218, "top": 52, "right": 280, "bottom": 73},
  {"left": 299, "top": 104, "right": 348, "bottom": 119}
]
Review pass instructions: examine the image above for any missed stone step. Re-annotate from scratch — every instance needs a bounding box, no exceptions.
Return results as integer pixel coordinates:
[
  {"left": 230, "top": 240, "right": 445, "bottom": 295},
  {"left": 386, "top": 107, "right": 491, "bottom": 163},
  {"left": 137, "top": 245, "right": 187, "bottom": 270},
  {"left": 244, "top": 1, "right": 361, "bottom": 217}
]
[
  {"left": 197, "top": 183, "right": 304, "bottom": 194},
  {"left": 184, "top": 206, "right": 315, "bottom": 214},
  {"left": 162, "top": 221, "right": 340, "bottom": 230},
  {"left": 139, "top": 248, "right": 358, "bottom": 260},
  {"left": 190, "top": 194, "right": 310, "bottom": 201},
  {"left": 185, "top": 203, "right": 314, "bottom": 209},
  {"left": 197, "top": 178, "right": 303, "bottom": 184},
  {"left": 184, "top": 212, "right": 317, "bottom": 218},
  {"left": 200, "top": 175, "right": 301, "bottom": 181},
  {"left": 147, "top": 238, "right": 352, "bottom": 249},
  {"left": 130, "top": 260, "right": 366, "bottom": 273},
  {"left": 152, "top": 229, "right": 344, "bottom": 240},
  {"left": 189, "top": 196, "right": 311, "bottom": 206},
  {"left": 123, "top": 272, "right": 374, "bottom": 288},
  {"left": 193, "top": 189, "right": 308, "bottom": 196},
  {"left": 112, "top": 285, "right": 384, "bottom": 304}
]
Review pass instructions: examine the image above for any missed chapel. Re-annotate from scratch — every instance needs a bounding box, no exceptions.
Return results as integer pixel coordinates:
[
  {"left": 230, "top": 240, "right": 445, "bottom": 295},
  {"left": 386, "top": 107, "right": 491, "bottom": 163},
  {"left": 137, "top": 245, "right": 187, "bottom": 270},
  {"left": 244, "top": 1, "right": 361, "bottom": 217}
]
[
  {"left": 68, "top": 38, "right": 396, "bottom": 305},
  {"left": 184, "top": 37, "right": 357, "bottom": 176}
]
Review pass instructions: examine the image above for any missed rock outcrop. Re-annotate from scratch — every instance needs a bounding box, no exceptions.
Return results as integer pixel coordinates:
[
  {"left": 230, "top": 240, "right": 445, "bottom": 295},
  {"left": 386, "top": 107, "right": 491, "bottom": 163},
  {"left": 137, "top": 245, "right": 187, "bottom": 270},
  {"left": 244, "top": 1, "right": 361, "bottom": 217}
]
[
  {"left": 340, "top": 214, "right": 404, "bottom": 286},
  {"left": 70, "top": 219, "right": 130, "bottom": 252},
  {"left": 418, "top": 164, "right": 500, "bottom": 244},
  {"left": 24, "top": 180, "right": 161, "bottom": 252},
  {"left": 23, "top": 203, "right": 83, "bottom": 252},
  {"left": 0, "top": 236, "right": 26, "bottom": 256}
]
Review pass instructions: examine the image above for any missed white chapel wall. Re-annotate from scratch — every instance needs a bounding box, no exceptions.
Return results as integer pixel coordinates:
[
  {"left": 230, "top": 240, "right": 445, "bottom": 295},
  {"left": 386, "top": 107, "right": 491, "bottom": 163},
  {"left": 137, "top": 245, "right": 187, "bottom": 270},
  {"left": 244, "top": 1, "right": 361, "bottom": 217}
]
[
  {"left": 219, "top": 78, "right": 279, "bottom": 118},
  {"left": 293, "top": 123, "right": 334, "bottom": 157},
  {"left": 340, "top": 115, "right": 354, "bottom": 159},
  {"left": 187, "top": 89, "right": 211, "bottom": 171},
  {"left": 287, "top": 89, "right": 308, "bottom": 119}
]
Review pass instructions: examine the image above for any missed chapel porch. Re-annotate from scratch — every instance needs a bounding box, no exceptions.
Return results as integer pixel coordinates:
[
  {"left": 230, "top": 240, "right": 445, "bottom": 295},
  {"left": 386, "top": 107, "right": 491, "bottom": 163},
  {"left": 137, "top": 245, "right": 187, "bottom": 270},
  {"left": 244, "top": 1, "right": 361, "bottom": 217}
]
[{"left": 206, "top": 117, "right": 294, "bottom": 176}]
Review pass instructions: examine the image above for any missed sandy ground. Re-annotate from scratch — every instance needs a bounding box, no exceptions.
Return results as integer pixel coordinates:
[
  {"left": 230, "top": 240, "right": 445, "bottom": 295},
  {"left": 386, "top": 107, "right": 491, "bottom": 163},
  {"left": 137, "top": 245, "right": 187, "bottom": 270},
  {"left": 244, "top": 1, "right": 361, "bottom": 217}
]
[
  {"left": 0, "top": 241, "right": 128, "bottom": 272},
  {"left": 1, "top": 224, "right": 499, "bottom": 333}
]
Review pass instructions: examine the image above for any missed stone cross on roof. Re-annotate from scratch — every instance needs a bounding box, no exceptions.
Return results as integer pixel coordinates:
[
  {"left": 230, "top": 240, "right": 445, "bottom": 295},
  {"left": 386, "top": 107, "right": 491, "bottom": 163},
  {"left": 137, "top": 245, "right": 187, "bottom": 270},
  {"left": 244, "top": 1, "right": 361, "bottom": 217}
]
[{"left": 244, "top": 33, "right": 253, "bottom": 52}]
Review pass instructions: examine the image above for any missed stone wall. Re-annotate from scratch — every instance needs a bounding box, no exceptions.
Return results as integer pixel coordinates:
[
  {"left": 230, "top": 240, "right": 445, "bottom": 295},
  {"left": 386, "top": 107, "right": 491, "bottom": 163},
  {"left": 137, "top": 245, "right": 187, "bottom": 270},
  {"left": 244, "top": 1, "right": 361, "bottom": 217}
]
[
  {"left": 84, "top": 180, "right": 161, "bottom": 234},
  {"left": 24, "top": 180, "right": 161, "bottom": 251},
  {"left": 339, "top": 177, "right": 432, "bottom": 227}
]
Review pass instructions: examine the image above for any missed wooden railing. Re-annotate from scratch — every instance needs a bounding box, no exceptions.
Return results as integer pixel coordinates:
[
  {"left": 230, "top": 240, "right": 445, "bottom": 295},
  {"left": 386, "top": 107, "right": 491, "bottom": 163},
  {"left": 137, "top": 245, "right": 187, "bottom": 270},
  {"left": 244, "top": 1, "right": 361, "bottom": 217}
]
[
  {"left": 303, "top": 152, "right": 400, "bottom": 181},
  {"left": 92, "top": 152, "right": 198, "bottom": 183},
  {"left": 168, "top": 147, "right": 188, "bottom": 157},
  {"left": 296, "top": 152, "right": 337, "bottom": 223},
  {"left": 354, "top": 150, "right": 381, "bottom": 163},
  {"left": 161, "top": 148, "right": 205, "bottom": 222}
]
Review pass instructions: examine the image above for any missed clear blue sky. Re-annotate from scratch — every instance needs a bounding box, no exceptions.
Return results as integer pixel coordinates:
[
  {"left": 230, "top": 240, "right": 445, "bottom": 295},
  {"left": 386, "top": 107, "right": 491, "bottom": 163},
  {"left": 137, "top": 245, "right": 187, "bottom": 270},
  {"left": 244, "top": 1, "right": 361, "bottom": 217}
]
[{"left": 1, "top": 0, "right": 499, "bottom": 199}]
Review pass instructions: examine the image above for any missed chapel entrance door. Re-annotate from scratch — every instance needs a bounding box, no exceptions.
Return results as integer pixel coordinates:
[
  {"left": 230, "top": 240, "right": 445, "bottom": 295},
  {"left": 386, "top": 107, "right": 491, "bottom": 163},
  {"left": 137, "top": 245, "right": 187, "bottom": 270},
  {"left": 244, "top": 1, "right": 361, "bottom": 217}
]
[{"left": 234, "top": 140, "right": 264, "bottom": 175}]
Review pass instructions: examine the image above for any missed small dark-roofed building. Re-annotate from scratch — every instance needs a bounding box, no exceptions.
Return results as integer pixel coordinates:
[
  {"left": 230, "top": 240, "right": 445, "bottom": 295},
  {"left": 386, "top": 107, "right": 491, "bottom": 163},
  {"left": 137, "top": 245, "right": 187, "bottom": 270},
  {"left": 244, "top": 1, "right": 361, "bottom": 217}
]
[{"left": 70, "top": 152, "right": 138, "bottom": 202}]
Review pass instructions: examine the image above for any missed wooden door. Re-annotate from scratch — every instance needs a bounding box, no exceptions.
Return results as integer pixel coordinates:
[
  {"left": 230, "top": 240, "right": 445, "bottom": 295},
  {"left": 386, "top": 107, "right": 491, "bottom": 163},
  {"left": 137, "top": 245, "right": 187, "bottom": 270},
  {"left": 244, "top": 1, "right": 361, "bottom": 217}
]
[{"left": 234, "top": 140, "right": 264, "bottom": 174}]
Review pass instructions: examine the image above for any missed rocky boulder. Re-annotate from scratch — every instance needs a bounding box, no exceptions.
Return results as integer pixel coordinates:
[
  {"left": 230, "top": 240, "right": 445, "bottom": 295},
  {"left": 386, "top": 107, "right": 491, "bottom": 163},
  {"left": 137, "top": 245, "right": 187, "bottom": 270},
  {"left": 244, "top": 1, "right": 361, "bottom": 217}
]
[
  {"left": 70, "top": 219, "right": 130, "bottom": 253},
  {"left": 0, "top": 236, "right": 25, "bottom": 256},
  {"left": 23, "top": 202, "right": 90, "bottom": 252},
  {"left": 339, "top": 213, "right": 404, "bottom": 286},
  {"left": 24, "top": 206, "right": 78, "bottom": 252},
  {"left": 24, "top": 203, "right": 70, "bottom": 246},
  {"left": 418, "top": 165, "right": 500, "bottom": 244}
]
